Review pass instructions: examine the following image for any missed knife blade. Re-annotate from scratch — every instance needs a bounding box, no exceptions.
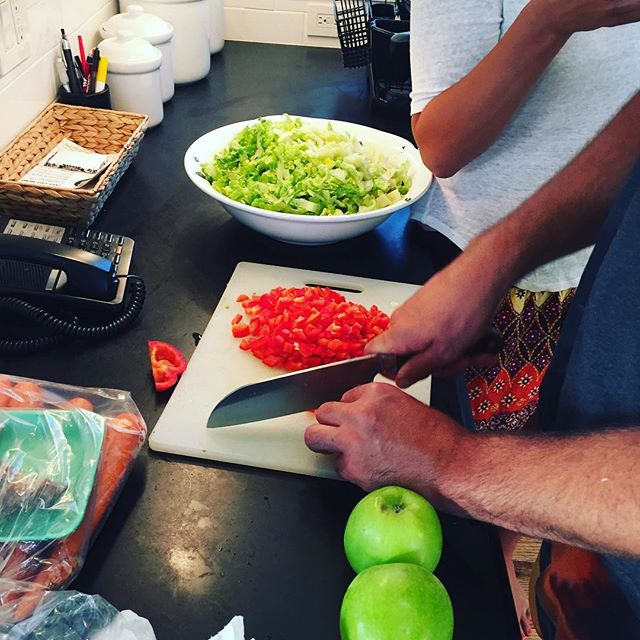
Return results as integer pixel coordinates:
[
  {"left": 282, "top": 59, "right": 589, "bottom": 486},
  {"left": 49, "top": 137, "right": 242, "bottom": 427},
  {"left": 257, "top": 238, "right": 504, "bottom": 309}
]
[
  {"left": 207, "top": 328, "right": 503, "bottom": 428},
  {"left": 207, "top": 353, "right": 404, "bottom": 428}
]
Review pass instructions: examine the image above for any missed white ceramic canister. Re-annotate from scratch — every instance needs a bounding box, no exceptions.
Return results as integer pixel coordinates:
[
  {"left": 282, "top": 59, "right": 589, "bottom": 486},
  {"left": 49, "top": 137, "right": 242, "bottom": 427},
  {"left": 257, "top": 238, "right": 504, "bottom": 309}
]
[
  {"left": 101, "top": 5, "right": 175, "bottom": 102},
  {"left": 119, "top": 0, "right": 210, "bottom": 84},
  {"left": 99, "top": 31, "right": 164, "bottom": 127},
  {"left": 209, "top": 0, "right": 224, "bottom": 54}
]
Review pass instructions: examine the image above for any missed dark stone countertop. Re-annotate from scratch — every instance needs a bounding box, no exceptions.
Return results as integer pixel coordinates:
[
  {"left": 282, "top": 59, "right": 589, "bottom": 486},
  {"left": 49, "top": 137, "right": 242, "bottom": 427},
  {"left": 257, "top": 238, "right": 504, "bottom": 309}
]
[{"left": 0, "top": 41, "right": 519, "bottom": 640}]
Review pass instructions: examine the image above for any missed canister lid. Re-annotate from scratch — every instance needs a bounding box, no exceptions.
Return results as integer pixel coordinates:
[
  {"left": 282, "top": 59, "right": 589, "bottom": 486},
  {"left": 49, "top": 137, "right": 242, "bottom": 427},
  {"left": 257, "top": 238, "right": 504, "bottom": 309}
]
[
  {"left": 100, "top": 5, "right": 173, "bottom": 45},
  {"left": 99, "top": 31, "right": 163, "bottom": 74}
]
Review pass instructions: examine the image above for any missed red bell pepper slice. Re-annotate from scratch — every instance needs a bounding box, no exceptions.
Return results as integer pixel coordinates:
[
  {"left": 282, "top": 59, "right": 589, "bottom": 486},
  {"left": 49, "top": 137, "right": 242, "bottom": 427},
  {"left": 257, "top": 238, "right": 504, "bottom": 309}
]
[{"left": 148, "top": 340, "right": 187, "bottom": 392}]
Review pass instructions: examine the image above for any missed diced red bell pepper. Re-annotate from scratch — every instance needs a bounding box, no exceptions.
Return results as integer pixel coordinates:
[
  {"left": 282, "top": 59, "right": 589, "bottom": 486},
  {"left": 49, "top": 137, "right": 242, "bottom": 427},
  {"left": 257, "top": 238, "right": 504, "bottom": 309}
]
[
  {"left": 232, "top": 322, "right": 250, "bottom": 338},
  {"left": 229, "top": 285, "right": 390, "bottom": 372},
  {"left": 148, "top": 340, "right": 187, "bottom": 392}
]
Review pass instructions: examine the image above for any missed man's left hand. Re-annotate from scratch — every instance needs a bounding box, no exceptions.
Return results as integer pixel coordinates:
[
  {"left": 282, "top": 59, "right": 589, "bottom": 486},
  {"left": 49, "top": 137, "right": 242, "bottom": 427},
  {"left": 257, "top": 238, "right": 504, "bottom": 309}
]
[{"left": 304, "top": 382, "right": 468, "bottom": 509}]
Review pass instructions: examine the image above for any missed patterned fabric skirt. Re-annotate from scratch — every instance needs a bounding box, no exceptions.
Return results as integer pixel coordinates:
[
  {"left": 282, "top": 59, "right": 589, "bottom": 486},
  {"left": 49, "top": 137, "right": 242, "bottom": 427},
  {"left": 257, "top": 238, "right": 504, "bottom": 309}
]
[{"left": 464, "top": 287, "right": 576, "bottom": 431}]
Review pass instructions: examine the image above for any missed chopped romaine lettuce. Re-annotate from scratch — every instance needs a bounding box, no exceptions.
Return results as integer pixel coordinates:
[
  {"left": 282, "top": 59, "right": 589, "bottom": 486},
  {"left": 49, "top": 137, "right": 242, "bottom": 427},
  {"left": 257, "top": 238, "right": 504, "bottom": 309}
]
[{"left": 199, "top": 116, "right": 411, "bottom": 216}]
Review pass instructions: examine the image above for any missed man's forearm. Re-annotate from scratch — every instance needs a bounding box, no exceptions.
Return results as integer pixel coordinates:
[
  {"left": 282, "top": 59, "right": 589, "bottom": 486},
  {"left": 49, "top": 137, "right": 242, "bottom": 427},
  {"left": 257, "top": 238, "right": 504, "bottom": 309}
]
[
  {"left": 468, "top": 91, "right": 640, "bottom": 289},
  {"left": 432, "top": 429, "right": 640, "bottom": 557}
]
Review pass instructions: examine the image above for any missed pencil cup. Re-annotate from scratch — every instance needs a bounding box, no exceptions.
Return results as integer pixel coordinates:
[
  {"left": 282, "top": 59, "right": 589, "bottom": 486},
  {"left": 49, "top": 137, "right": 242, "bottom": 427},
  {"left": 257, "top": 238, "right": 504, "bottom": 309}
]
[{"left": 57, "top": 85, "right": 112, "bottom": 109}]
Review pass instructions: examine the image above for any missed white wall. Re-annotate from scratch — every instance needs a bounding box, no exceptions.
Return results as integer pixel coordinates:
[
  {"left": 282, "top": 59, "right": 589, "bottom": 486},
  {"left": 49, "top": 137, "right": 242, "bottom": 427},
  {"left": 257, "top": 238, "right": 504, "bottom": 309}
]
[
  {"left": 223, "top": 0, "right": 340, "bottom": 48},
  {"left": 0, "top": 0, "right": 118, "bottom": 149}
]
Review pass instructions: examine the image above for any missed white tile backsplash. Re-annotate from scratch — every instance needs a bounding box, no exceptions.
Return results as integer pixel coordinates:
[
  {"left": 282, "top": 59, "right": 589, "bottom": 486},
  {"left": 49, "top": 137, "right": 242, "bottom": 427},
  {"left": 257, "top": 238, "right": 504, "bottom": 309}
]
[
  {"left": 27, "top": 0, "right": 63, "bottom": 58},
  {"left": 0, "top": 0, "right": 117, "bottom": 149},
  {"left": 223, "top": 0, "right": 339, "bottom": 48},
  {"left": 225, "top": 0, "right": 274, "bottom": 9},
  {"left": 225, "top": 7, "right": 305, "bottom": 44},
  {"left": 61, "top": 0, "right": 109, "bottom": 33},
  {"left": 273, "top": 0, "right": 309, "bottom": 11}
]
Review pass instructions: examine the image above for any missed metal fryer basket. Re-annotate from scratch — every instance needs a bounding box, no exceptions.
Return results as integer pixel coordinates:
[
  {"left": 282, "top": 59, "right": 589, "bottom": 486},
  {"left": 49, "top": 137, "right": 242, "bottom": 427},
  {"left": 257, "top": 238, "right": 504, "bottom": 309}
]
[{"left": 333, "top": 0, "right": 371, "bottom": 68}]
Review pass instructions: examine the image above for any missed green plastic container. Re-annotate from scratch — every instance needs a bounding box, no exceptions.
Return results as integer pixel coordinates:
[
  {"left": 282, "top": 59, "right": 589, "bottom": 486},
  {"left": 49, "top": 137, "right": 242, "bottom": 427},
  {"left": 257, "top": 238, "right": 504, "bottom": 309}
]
[{"left": 0, "top": 409, "right": 106, "bottom": 542}]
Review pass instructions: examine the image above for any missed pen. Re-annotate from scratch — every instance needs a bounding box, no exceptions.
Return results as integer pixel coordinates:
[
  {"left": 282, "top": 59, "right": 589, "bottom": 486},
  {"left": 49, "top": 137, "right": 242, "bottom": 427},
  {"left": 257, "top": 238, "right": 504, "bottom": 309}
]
[
  {"left": 55, "top": 56, "right": 70, "bottom": 92},
  {"left": 88, "top": 47, "right": 100, "bottom": 94},
  {"left": 73, "top": 54, "right": 86, "bottom": 91},
  {"left": 95, "top": 56, "right": 108, "bottom": 92},
  {"left": 77, "top": 34, "right": 89, "bottom": 78},
  {"left": 60, "top": 28, "right": 81, "bottom": 94}
]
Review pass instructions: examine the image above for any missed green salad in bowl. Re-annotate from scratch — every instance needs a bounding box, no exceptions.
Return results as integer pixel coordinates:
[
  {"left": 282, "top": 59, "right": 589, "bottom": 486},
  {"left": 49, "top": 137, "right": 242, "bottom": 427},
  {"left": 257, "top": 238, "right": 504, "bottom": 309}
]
[
  {"left": 185, "top": 114, "right": 431, "bottom": 245},
  {"left": 198, "top": 115, "right": 412, "bottom": 217}
]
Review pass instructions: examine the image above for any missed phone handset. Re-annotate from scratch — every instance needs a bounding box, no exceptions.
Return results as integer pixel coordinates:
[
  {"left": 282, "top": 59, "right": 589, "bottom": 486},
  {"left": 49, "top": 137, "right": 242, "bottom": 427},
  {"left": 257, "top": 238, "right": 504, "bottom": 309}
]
[
  {"left": 0, "top": 223, "right": 145, "bottom": 353},
  {"left": 0, "top": 234, "right": 117, "bottom": 300}
]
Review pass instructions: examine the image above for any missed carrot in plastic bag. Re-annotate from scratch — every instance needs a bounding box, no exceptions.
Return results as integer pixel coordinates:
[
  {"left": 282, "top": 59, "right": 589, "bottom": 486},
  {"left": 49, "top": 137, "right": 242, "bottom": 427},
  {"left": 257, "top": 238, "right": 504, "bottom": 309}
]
[
  {"left": 6, "top": 412, "right": 146, "bottom": 621},
  {"left": 0, "top": 375, "right": 12, "bottom": 408},
  {"left": 88, "top": 413, "right": 145, "bottom": 534},
  {"left": 6, "top": 382, "right": 44, "bottom": 409}
]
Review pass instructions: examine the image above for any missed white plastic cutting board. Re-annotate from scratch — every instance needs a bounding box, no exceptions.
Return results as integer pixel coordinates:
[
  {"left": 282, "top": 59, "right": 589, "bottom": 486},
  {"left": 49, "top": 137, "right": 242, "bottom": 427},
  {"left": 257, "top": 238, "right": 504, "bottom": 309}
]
[{"left": 149, "top": 262, "right": 431, "bottom": 480}]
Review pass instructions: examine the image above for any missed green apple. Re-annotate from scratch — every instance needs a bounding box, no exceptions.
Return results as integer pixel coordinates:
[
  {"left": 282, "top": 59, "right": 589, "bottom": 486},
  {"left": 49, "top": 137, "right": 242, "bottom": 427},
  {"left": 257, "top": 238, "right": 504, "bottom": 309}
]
[
  {"left": 340, "top": 562, "right": 454, "bottom": 640},
  {"left": 344, "top": 486, "right": 443, "bottom": 574}
]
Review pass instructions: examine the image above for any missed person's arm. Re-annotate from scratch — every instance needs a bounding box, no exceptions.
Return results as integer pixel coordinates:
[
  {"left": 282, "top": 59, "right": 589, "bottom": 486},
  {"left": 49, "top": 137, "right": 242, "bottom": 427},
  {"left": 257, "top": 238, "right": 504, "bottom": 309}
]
[
  {"left": 304, "top": 384, "right": 640, "bottom": 557},
  {"left": 368, "top": 91, "right": 640, "bottom": 387},
  {"left": 413, "top": 0, "right": 640, "bottom": 177},
  {"left": 444, "top": 426, "right": 640, "bottom": 557}
]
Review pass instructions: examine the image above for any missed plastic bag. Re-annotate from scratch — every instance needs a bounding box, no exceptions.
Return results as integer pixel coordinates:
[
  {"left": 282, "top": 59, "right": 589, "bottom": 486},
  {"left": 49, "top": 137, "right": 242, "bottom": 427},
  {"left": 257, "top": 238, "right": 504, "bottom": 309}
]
[
  {"left": 0, "top": 588, "right": 155, "bottom": 640},
  {"left": 209, "top": 616, "right": 254, "bottom": 640},
  {"left": 0, "top": 374, "right": 146, "bottom": 627}
]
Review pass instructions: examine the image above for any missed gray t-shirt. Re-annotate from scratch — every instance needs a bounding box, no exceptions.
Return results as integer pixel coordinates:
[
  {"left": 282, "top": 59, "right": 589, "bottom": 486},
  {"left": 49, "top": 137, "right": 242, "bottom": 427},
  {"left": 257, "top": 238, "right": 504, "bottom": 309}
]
[{"left": 409, "top": 0, "right": 640, "bottom": 291}]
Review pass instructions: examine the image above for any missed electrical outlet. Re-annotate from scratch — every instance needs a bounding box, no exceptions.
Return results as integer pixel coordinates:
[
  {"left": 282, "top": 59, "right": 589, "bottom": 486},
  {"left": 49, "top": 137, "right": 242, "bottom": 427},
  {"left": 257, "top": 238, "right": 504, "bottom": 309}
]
[
  {"left": 0, "top": 0, "right": 28, "bottom": 76},
  {"left": 307, "top": 2, "right": 338, "bottom": 38}
]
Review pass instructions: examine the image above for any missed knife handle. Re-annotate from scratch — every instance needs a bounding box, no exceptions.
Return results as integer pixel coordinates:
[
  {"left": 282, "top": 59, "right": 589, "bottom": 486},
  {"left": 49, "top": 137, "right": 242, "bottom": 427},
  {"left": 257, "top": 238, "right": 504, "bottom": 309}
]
[
  {"left": 465, "top": 326, "right": 504, "bottom": 357},
  {"left": 380, "top": 327, "right": 504, "bottom": 377}
]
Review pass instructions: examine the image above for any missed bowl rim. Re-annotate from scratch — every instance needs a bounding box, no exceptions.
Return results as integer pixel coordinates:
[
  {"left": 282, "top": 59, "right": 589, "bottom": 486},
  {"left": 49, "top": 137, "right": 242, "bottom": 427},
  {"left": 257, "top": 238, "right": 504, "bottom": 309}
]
[{"left": 183, "top": 114, "right": 432, "bottom": 224}]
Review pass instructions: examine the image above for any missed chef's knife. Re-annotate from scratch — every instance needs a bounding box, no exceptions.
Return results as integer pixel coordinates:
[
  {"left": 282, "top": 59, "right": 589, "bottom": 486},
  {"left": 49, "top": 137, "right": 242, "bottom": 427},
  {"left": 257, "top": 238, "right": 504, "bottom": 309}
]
[{"left": 207, "top": 329, "right": 503, "bottom": 428}]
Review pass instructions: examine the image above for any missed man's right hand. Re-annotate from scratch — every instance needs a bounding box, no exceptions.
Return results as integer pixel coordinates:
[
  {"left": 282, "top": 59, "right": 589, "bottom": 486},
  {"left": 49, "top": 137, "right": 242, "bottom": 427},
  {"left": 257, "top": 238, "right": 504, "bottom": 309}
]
[{"left": 366, "top": 246, "right": 507, "bottom": 388}]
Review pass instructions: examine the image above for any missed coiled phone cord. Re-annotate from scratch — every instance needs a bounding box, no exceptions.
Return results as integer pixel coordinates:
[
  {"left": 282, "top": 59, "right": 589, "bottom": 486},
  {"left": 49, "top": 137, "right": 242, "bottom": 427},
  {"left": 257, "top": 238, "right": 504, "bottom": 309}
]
[{"left": 0, "top": 276, "right": 146, "bottom": 354}]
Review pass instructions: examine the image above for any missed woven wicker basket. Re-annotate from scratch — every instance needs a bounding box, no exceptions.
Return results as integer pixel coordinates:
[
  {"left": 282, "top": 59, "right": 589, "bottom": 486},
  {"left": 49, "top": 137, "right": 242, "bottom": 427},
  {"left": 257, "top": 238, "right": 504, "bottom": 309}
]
[{"left": 0, "top": 103, "right": 148, "bottom": 227}]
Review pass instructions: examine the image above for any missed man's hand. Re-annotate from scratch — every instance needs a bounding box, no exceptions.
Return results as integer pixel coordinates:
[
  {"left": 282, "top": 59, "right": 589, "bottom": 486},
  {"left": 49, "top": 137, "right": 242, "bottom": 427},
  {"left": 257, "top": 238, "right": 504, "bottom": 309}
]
[
  {"left": 305, "top": 385, "right": 640, "bottom": 557},
  {"left": 304, "top": 383, "right": 469, "bottom": 510},
  {"left": 530, "top": 0, "right": 640, "bottom": 35},
  {"left": 392, "top": 93, "right": 640, "bottom": 388},
  {"left": 365, "top": 247, "right": 507, "bottom": 388}
]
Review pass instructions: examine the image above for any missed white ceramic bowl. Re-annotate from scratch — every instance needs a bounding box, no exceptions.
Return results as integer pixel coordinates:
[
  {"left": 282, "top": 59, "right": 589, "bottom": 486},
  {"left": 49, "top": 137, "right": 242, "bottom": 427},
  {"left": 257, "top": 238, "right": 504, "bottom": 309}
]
[{"left": 184, "top": 115, "right": 432, "bottom": 245}]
